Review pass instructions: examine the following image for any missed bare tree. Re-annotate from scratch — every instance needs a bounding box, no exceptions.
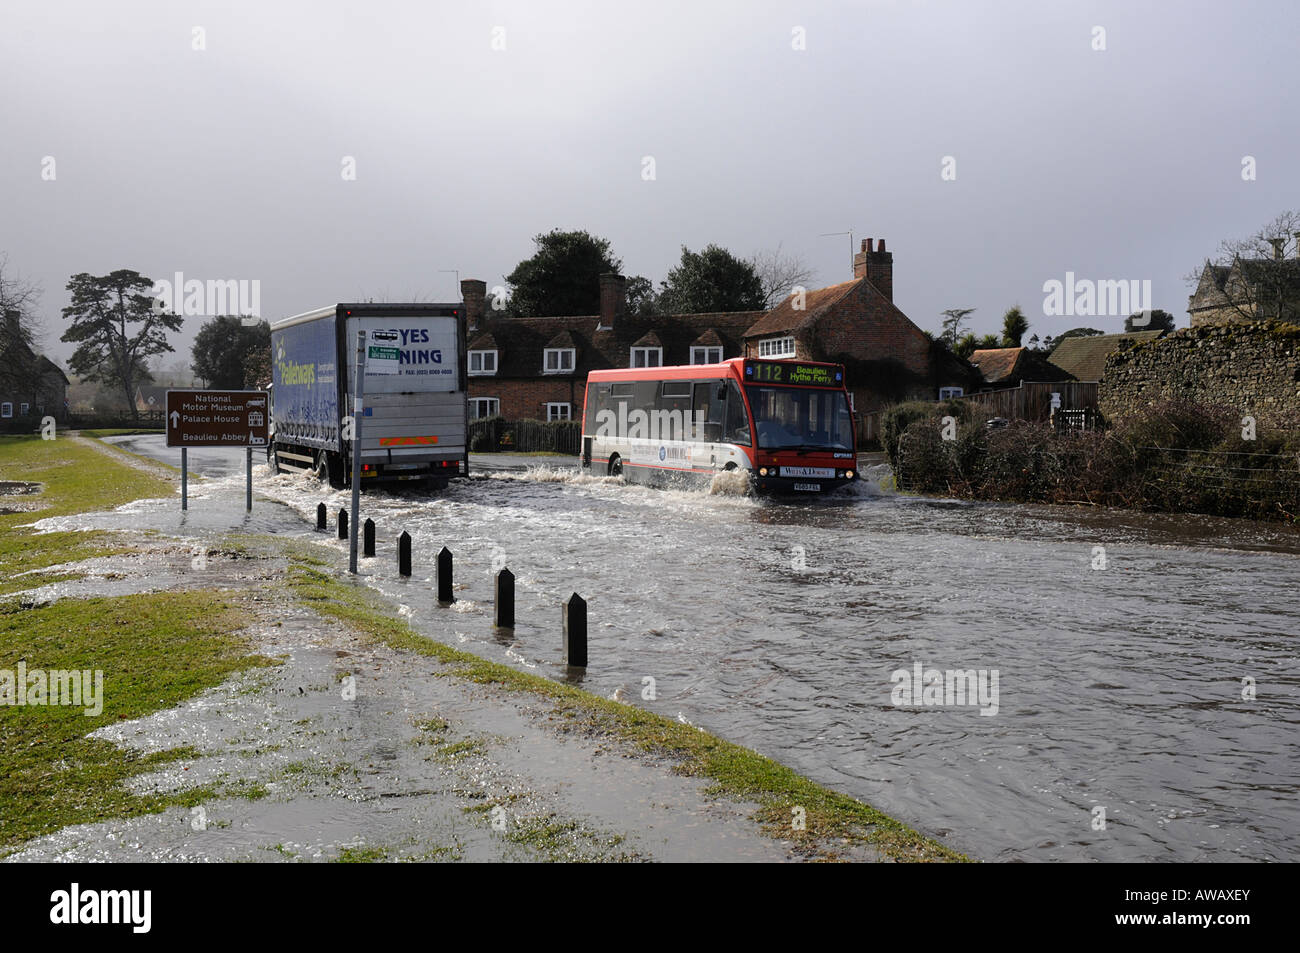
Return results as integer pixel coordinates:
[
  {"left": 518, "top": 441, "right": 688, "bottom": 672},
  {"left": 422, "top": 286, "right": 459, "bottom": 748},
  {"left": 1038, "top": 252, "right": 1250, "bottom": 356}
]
[
  {"left": 0, "top": 254, "right": 43, "bottom": 394},
  {"left": 751, "top": 245, "right": 817, "bottom": 310}
]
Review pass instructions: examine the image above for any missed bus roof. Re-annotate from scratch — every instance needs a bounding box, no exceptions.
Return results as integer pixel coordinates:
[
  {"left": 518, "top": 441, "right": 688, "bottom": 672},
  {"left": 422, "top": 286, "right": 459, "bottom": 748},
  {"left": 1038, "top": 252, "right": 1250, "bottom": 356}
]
[
  {"left": 585, "top": 357, "right": 847, "bottom": 385},
  {"left": 586, "top": 359, "right": 744, "bottom": 383}
]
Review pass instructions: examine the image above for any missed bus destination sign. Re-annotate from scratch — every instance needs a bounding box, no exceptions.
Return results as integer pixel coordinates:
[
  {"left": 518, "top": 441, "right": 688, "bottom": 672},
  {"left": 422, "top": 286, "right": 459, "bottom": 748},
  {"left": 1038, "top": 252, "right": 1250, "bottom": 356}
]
[{"left": 745, "top": 361, "right": 843, "bottom": 386}]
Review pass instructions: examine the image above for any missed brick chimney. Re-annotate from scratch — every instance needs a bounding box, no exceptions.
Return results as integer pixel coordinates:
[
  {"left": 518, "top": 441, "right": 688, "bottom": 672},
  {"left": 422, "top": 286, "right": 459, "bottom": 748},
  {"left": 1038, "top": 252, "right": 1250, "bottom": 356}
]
[
  {"left": 1294, "top": 233, "right": 1300, "bottom": 259},
  {"left": 853, "top": 237, "right": 893, "bottom": 302},
  {"left": 460, "top": 278, "right": 486, "bottom": 330},
  {"left": 598, "top": 273, "right": 626, "bottom": 329},
  {"left": 1270, "top": 238, "right": 1286, "bottom": 260}
]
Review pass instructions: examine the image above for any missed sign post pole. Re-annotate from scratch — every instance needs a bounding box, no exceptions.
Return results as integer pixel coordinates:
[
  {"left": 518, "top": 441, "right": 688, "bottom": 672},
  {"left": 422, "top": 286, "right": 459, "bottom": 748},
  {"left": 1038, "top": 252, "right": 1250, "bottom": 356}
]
[
  {"left": 181, "top": 448, "right": 188, "bottom": 511},
  {"left": 246, "top": 447, "right": 252, "bottom": 512},
  {"left": 348, "top": 330, "right": 366, "bottom": 575}
]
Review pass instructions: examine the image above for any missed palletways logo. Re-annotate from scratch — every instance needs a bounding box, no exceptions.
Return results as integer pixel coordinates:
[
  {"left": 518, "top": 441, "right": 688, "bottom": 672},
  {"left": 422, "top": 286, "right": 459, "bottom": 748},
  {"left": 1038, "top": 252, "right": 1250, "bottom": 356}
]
[{"left": 49, "top": 883, "right": 151, "bottom": 933}]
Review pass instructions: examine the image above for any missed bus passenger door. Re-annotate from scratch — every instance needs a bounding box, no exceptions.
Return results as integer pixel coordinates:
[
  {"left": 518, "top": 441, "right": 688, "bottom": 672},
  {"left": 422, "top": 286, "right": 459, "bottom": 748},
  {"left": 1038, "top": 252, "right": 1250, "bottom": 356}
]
[
  {"left": 692, "top": 382, "right": 726, "bottom": 469},
  {"left": 722, "top": 380, "right": 751, "bottom": 468}
]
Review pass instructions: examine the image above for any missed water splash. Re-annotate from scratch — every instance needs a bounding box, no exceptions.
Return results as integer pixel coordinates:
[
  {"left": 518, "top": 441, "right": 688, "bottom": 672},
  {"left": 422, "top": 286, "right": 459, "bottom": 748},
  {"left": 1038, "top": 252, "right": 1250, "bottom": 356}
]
[{"left": 708, "top": 469, "right": 754, "bottom": 496}]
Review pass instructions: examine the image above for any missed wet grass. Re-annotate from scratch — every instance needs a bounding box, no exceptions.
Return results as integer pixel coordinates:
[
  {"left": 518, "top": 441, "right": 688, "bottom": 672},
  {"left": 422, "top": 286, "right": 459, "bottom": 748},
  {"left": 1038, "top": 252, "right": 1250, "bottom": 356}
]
[
  {"left": 0, "top": 435, "right": 173, "bottom": 519},
  {"left": 333, "top": 842, "right": 459, "bottom": 863},
  {"left": 334, "top": 844, "right": 391, "bottom": 863},
  {"left": 0, "top": 590, "right": 276, "bottom": 853},
  {"left": 504, "top": 815, "right": 633, "bottom": 863},
  {"left": 78, "top": 429, "right": 165, "bottom": 439},
  {"left": 285, "top": 556, "right": 967, "bottom": 862},
  {"left": 0, "top": 529, "right": 133, "bottom": 597},
  {"left": 0, "top": 435, "right": 174, "bottom": 599}
]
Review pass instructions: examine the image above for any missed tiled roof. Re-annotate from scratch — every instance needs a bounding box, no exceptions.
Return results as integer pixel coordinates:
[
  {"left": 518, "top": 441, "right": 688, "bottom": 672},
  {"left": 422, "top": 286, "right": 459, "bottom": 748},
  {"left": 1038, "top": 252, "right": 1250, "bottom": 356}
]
[
  {"left": 1048, "top": 331, "right": 1164, "bottom": 382},
  {"left": 136, "top": 384, "right": 168, "bottom": 406},
  {"left": 35, "top": 355, "right": 69, "bottom": 385},
  {"left": 743, "top": 279, "right": 864, "bottom": 339},
  {"left": 476, "top": 310, "right": 765, "bottom": 379},
  {"left": 972, "top": 346, "right": 1076, "bottom": 384},
  {"left": 969, "top": 347, "right": 1025, "bottom": 383},
  {"left": 547, "top": 329, "right": 577, "bottom": 349}
]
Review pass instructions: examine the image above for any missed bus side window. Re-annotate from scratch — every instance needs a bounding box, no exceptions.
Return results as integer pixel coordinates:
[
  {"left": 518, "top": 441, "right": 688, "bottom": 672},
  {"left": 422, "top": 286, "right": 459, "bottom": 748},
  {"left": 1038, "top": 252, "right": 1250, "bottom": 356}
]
[{"left": 724, "top": 381, "right": 750, "bottom": 445}]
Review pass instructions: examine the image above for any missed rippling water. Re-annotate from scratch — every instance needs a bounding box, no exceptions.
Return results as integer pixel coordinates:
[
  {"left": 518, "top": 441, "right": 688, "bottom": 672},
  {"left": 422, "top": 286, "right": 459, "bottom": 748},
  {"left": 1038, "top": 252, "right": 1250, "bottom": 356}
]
[{"left": 52, "top": 439, "right": 1300, "bottom": 861}]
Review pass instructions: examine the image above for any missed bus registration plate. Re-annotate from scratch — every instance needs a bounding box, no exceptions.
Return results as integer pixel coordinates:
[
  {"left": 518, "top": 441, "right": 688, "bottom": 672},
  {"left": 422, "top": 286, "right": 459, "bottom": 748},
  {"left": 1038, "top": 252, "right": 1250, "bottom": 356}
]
[
  {"left": 793, "top": 482, "right": 821, "bottom": 492},
  {"left": 780, "top": 467, "right": 834, "bottom": 478}
]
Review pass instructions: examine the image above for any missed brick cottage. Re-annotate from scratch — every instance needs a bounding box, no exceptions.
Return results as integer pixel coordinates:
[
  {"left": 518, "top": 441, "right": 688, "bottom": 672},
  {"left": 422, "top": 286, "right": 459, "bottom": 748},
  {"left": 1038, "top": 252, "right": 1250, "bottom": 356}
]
[{"left": 463, "top": 237, "right": 973, "bottom": 432}]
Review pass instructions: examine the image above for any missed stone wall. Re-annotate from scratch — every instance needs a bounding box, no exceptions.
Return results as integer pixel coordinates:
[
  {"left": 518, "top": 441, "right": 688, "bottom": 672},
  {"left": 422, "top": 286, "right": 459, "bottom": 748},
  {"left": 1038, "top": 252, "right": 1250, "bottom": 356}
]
[{"left": 1100, "top": 322, "right": 1300, "bottom": 427}]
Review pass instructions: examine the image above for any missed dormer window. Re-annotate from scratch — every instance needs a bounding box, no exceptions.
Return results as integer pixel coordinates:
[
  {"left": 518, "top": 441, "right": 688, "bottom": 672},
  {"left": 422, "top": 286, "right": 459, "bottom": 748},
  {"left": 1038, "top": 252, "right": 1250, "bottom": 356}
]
[
  {"left": 690, "top": 346, "right": 722, "bottom": 364},
  {"left": 544, "top": 348, "right": 575, "bottom": 374},
  {"left": 469, "top": 349, "right": 498, "bottom": 376},
  {"left": 630, "top": 346, "right": 662, "bottom": 368},
  {"left": 758, "top": 336, "right": 796, "bottom": 358}
]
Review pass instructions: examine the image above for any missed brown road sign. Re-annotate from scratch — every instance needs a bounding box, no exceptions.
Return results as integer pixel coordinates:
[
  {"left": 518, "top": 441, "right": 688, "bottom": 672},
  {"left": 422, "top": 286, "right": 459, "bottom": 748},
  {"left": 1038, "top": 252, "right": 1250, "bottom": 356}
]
[{"left": 166, "top": 389, "right": 270, "bottom": 448}]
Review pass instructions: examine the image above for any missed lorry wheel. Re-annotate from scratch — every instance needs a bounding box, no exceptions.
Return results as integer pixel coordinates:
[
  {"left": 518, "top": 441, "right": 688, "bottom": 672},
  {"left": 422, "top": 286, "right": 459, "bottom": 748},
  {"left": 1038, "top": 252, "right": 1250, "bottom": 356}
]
[
  {"left": 608, "top": 454, "right": 623, "bottom": 476},
  {"left": 314, "top": 452, "right": 334, "bottom": 487}
]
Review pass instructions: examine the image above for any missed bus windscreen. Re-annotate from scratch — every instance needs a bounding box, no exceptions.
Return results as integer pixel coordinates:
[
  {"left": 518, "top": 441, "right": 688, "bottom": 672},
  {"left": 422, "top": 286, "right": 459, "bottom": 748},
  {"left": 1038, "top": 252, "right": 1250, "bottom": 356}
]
[{"left": 745, "top": 385, "right": 854, "bottom": 450}]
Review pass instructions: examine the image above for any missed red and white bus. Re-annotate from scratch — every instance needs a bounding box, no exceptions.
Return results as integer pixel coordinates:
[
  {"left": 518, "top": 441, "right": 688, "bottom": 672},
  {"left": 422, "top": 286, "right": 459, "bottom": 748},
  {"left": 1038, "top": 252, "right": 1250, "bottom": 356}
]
[{"left": 580, "top": 358, "right": 858, "bottom": 493}]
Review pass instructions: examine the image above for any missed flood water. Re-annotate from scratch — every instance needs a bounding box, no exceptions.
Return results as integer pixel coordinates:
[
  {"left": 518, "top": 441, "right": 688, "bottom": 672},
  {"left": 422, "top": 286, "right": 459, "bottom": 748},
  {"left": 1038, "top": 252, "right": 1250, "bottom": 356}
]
[{"left": 68, "top": 436, "right": 1300, "bottom": 862}]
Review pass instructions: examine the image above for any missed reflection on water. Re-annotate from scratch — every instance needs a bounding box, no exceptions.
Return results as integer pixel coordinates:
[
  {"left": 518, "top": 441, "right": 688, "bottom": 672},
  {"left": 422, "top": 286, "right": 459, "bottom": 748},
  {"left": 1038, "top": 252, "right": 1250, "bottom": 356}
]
[{"left": 37, "top": 442, "right": 1300, "bottom": 862}]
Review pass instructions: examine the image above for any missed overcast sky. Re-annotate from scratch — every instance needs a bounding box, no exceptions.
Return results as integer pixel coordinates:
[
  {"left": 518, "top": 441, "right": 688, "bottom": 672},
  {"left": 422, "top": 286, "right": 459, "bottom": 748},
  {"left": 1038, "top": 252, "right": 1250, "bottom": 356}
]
[{"left": 2, "top": 0, "right": 1297, "bottom": 368}]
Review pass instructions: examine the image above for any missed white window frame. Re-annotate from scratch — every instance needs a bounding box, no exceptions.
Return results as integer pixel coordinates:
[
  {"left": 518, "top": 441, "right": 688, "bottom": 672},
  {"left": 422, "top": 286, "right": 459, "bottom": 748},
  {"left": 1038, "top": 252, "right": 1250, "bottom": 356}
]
[
  {"left": 938, "top": 386, "right": 964, "bottom": 400},
  {"left": 758, "top": 336, "right": 796, "bottom": 358},
  {"left": 0, "top": 403, "right": 11, "bottom": 418},
  {"left": 544, "top": 348, "right": 575, "bottom": 374},
  {"left": 546, "top": 402, "right": 571, "bottom": 421},
  {"left": 19, "top": 403, "right": 30, "bottom": 416},
  {"left": 690, "top": 346, "right": 723, "bottom": 364},
  {"left": 469, "top": 397, "right": 500, "bottom": 419},
  {"left": 630, "top": 346, "right": 663, "bottom": 368},
  {"left": 468, "top": 349, "right": 498, "bottom": 376}
]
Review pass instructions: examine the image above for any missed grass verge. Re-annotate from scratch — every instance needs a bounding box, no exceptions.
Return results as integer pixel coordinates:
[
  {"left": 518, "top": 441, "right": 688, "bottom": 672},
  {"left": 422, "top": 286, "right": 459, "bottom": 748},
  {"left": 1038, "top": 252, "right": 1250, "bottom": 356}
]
[
  {"left": 0, "top": 591, "right": 275, "bottom": 853},
  {"left": 285, "top": 554, "right": 966, "bottom": 862},
  {"left": 0, "top": 435, "right": 176, "bottom": 599}
]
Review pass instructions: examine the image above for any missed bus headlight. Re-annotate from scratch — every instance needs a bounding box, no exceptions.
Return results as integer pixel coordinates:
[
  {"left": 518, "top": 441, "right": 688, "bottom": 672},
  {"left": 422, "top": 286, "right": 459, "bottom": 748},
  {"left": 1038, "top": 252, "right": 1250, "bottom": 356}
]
[
  {"left": 759, "top": 467, "right": 769, "bottom": 476},
  {"left": 845, "top": 470, "right": 855, "bottom": 479}
]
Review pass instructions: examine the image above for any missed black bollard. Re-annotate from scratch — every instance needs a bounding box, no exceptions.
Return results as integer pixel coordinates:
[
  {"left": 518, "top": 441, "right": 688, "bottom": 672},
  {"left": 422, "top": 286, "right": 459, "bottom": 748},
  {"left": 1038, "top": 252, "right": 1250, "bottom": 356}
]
[
  {"left": 494, "top": 568, "right": 514, "bottom": 629},
  {"left": 316, "top": 503, "right": 326, "bottom": 531},
  {"left": 563, "top": 593, "right": 587, "bottom": 667},
  {"left": 363, "top": 518, "right": 375, "bottom": 558},
  {"left": 398, "top": 532, "right": 411, "bottom": 577},
  {"left": 436, "top": 547, "right": 454, "bottom": 605},
  {"left": 338, "top": 508, "right": 348, "bottom": 539}
]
